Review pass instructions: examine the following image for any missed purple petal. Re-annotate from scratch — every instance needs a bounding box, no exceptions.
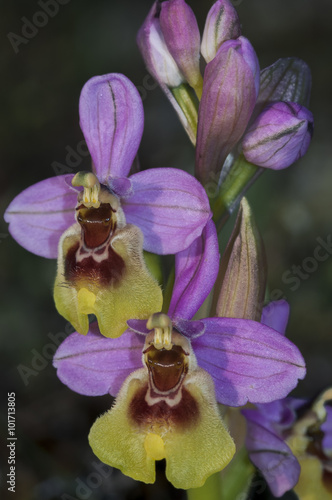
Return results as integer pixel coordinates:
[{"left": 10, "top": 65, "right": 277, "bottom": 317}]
[
  {"left": 53, "top": 322, "right": 144, "bottom": 396},
  {"left": 168, "top": 219, "right": 219, "bottom": 319},
  {"left": 322, "top": 406, "right": 332, "bottom": 456},
  {"left": 238, "top": 36, "right": 260, "bottom": 98},
  {"left": 196, "top": 37, "right": 257, "bottom": 184},
  {"left": 192, "top": 317, "right": 306, "bottom": 407},
  {"left": 173, "top": 318, "right": 205, "bottom": 339},
  {"left": 126, "top": 319, "right": 151, "bottom": 336},
  {"left": 160, "top": 0, "right": 202, "bottom": 88},
  {"left": 244, "top": 416, "right": 300, "bottom": 497},
  {"left": 4, "top": 175, "right": 76, "bottom": 258},
  {"left": 127, "top": 317, "right": 205, "bottom": 340},
  {"left": 201, "top": 0, "right": 241, "bottom": 63},
  {"left": 254, "top": 400, "right": 297, "bottom": 429},
  {"left": 242, "top": 102, "right": 313, "bottom": 170},
  {"left": 137, "top": 2, "right": 184, "bottom": 88},
  {"left": 258, "top": 58, "right": 312, "bottom": 112},
  {"left": 122, "top": 168, "right": 211, "bottom": 254},
  {"left": 108, "top": 176, "right": 133, "bottom": 198},
  {"left": 137, "top": 2, "right": 196, "bottom": 143},
  {"left": 261, "top": 300, "right": 290, "bottom": 335},
  {"left": 79, "top": 73, "right": 144, "bottom": 182}
]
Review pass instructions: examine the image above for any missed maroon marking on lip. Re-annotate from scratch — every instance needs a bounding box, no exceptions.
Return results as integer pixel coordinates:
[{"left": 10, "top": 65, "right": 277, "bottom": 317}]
[
  {"left": 129, "top": 383, "right": 199, "bottom": 431},
  {"left": 77, "top": 203, "right": 115, "bottom": 249},
  {"left": 64, "top": 242, "right": 125, "bottom": 287},
  {"left": 146, "top": 345, "right": 187, "bottom": 392}
]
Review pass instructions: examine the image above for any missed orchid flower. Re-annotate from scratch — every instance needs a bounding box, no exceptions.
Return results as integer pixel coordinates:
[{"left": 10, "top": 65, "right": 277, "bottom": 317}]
[
  {"left": 243, "top": 301, "right": 332, "bottom": 498},
  {"left": 53, "top": 222, "right": 305, "bottom": 488},
  {"left": 5, "top": 73, "right": 211, "bottom": 338}
]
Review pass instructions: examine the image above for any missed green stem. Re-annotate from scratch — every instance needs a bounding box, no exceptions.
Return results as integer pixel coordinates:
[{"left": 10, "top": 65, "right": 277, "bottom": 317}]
[
  {"left": 172, "top": 83, "right": 199, "bottom": 145},
  {"left": 212, "top": 156, "right": 261, "bottom": 232},
  {"left": 192, "top": 74, "right": 203, "bottom": 100},
  {"left": 187, "top": 472, "right": 222, "bottom": 500},
  {"left": 162, "top": 266, "right": 175, "bottom": 314},
  {"left": 187, "top": 449, "right": 255, "bottom": 500},
  {"left": 143, "top": 251, "right": 163, "bottom": 286},
  {"left": 219, "top": 448, "right": 255, "bottom": 500}
]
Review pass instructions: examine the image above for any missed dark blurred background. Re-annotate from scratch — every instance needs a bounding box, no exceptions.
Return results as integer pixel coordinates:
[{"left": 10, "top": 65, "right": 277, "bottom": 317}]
[{"left": 1, "top": 0, "right": 331, "bottom": 499}]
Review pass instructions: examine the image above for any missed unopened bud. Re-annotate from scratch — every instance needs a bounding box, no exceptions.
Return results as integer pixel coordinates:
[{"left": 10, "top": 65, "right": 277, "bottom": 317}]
[
  {"left": 213, "top": 198, "right": 266, "bottom": 321},
  {"left": 201, "top": 0, "right": 241, "bottom": 63}
]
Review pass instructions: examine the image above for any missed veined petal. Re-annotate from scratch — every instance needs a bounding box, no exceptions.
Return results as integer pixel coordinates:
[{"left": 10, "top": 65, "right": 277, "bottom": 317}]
[
  {"left": 137, "top": 3, "right": 197, "bottom": 143},
  {"left": 53, "top": 323, "right": 143, "bottom": 396},
  {"left": 242, "top": 102, "right": 313, "bottom": 170},
  {"left": 196, "top": 37, "right": 257, "bottom": 184},
  {"left": 168, "top": 219, "right": 219, "bottom": 319},
  {"left": 258, "top": 58, "right": 312, "bottom": 111},
  {"left": 160, "top": 0, "right": 202, "bottom": 89},
  {"left": 192, "top": 317, "right": 306, "bottom": 406},
  {"left": 79, "top": 74, "right": 144, "bottom": 182},
  {"left": 137, "top": 2, "right": 184, "bottom": 88},
  {"left": 214, "top": 198, "right": 266, "bottom": 322},
  {"left": 261, "top": 300, "right": 290, "bottom": 335},
  {"left": 122, "top": 168, "right": 211, "bottom": 254},
  {"left": 244, "top": 417, "right": 300, "bottom": 497},
  {"left": 4, "top": 174, "right": 76, "bottom": 258},
  {"left": 201, "top": 0, "right": 241, "bottom": 63}
]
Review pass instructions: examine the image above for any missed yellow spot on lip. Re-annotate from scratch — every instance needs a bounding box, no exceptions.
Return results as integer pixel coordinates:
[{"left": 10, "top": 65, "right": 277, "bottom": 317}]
[
  {"left": 144, "top": 433, "right": 165, "bottom": 461},
  {"left": 77, "top": 287, "right": 96, "bottom": 314}
]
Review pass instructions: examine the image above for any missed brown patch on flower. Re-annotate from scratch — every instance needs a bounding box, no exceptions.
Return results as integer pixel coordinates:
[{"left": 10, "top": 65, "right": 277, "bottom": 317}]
[
  {"left": 145, "top": 345, "right": 188, "bottom": 392},
  {"left": 64, "top": 241, "right": 125, "bottom": 287},
  {"left": 129, "top": 383, "right": 199, "bottom": 431},
  {"left": 77, "top": 203, "right": 116, "bottom": 248}
]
